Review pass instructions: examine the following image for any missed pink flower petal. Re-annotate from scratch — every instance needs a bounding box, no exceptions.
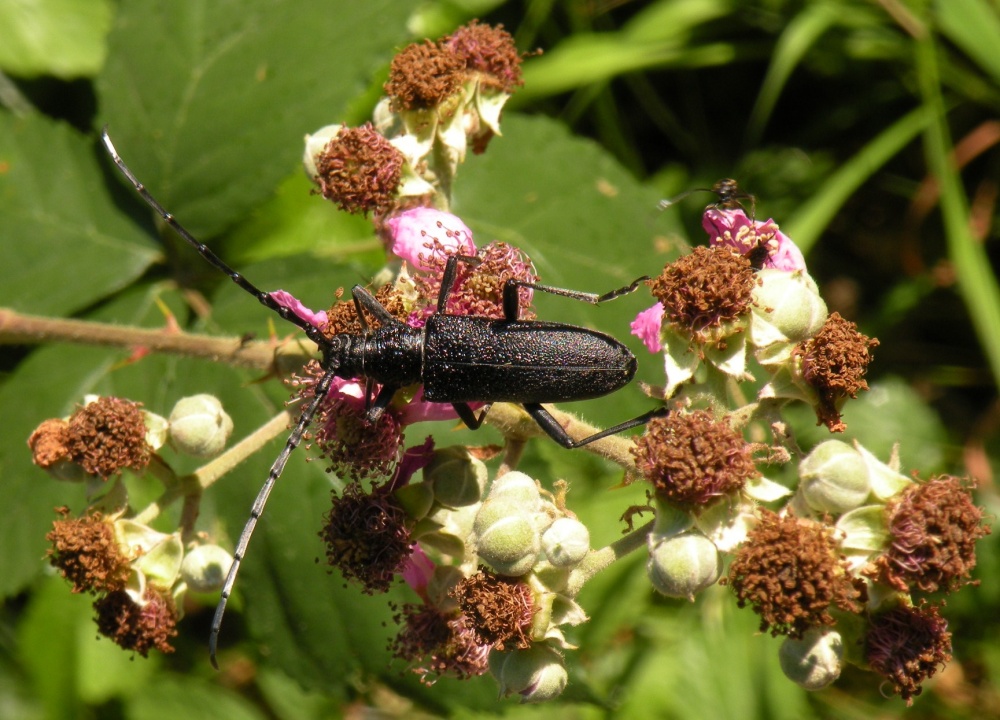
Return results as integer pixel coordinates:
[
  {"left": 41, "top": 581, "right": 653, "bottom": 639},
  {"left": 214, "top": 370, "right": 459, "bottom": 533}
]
[
  {"left": 387, "top": 208, "right": 476, "bottom": 271},
  {"left": 270, "top": 290, "right": 328, "bottom": 328},
  {"left": 631, "top": 303, "right": 664, "bottom": 353}
]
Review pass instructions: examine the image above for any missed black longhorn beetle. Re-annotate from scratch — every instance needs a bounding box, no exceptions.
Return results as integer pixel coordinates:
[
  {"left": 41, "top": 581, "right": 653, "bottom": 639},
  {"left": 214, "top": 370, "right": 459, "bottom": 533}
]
[{"left": 100, "top": 129, "right": 666, "bottom": 666}]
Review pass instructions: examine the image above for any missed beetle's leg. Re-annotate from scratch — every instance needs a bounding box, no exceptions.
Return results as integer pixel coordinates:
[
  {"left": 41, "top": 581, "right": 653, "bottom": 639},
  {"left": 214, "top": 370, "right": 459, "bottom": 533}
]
[
  {"left": 522, "top": 403, "right": 669, "bottom": 448},
  {"left": 365, "top": 383, "right": 401, "bottom": 424},
  {"left": 501, "top": 276, "right": 650, "bottom": 321},
  {"left": 437, "top": 254, "right": 483, "bottom": 313},
  {"left": 352, "top": 285, "right": 398, "bottom": 328},
  {"left": 451, "top": 402, "right": 493, "bottom": 430}
]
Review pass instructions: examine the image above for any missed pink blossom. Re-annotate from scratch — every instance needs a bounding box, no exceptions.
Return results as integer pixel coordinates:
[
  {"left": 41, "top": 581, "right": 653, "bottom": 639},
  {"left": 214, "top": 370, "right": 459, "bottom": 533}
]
[
  {"left": 387, "top": 208, "right": 476, "bottom": 271},
  {"left": 631, "top": 303, "right": 664, "bottom": 353},
  {"left": 271, "top": 290, "right": 328, "bottom": 328},
  {"left": 401, "top": 545, "right": 436, "bottom": 595},
  {"left": 702, "top": 208, "right": 806, "bottom": 272}
]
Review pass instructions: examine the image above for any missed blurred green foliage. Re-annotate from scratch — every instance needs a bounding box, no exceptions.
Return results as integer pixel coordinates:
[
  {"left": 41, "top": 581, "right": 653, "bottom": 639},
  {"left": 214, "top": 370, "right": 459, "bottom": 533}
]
[{"left": 1, "top": 0, "right": 998, "bottom": 718}]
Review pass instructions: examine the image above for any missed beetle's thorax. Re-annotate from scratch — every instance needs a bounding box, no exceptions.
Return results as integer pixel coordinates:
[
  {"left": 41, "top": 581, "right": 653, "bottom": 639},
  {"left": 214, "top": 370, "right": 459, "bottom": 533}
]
[{"left": 324, "top": 322, "right": 423, "bottom": 387}]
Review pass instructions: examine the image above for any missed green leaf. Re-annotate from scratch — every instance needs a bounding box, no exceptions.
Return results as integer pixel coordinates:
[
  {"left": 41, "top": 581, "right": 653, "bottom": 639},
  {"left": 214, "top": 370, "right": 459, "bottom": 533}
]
[
  {"left": 0, "top": 113, "right": 160, "bottom": 315},
  {"left": 124, "top": 675, "right": 268, "bottom": 720},
  {"left": 0, "top": 0, "right": 112, "bottom": 79},
  {"left": 936, "top": 0, "right": 1000, "bottom": 86},
  {"left": 96, "top": 0, "right": 421, "bottom": 240}
]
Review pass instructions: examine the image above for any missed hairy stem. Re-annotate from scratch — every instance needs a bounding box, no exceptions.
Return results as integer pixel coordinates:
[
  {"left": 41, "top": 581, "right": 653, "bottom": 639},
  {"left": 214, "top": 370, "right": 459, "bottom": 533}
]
[{"left": 0, "top": 307, "right": 314, "bottom": 371}]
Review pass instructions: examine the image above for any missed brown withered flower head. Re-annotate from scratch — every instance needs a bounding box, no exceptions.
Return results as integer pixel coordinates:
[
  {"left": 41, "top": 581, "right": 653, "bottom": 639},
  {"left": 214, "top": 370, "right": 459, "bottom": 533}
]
[
  {"left": 385, "top": 39, "right": 466, "bottom": 112},
  {"left": 28, "top": 418, "right": 71, "bottom": 469},
  {"left": 390, "top": 603, "right": 491, "bottom": 683},
  {"left": 868, "top": 475, "right": 988, "bottom": 593},
  {"left": 321, "top": 285, "right": 410, "bottom": 341},
  {"left": 46, "top": 508, "right": 132, "bottom": 595},
  {"left": 290, "top": 360, "right": 404, "bottom": 481},
  {"left": 450, "top": 567, "right": 534, "bottom": 651},
  {"left": 93, "top": 587, "right": 179, "bottom": 657},
  {"left": 319, "top": 481, "right": 413, "bottom": 594},
  {"left": 61, "top": 396, "right": 151, "bottom": 478},
  {"left": 647, "top": 246, "right": 757, "bottom": 345},
  {"left": 796, "top": 312, "right": 878, "bottom": 433},
  {"left": 865, "top": 603, "right": 952, "bottom": 705},
  {"left": 314, "top": 123, "right": 404, "bottom": 215},
  {"left": 444, "top": 21, "right": 524, "bottom": 93},
  {"left": 728, "top": 510, "right": 861, "bottom": 638},
  {"left": 632, "top": 410, "right": 756, "bottom": 511}
]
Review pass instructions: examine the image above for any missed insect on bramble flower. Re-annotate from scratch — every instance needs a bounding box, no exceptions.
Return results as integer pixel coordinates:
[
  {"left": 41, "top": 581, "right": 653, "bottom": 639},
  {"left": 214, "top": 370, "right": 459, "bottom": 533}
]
[{"left": 99, "top": 128, "right": 667, "bottom": 666}]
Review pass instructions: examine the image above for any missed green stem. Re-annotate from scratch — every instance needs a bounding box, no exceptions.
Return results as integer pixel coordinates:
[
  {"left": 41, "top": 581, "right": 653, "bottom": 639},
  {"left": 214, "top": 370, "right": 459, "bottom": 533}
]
[
  {"left": 565, "top": 519, "right": 654, "bottom": 596},
  {"left": 133, "top": 410, "right": 293, "bottom": 526}
]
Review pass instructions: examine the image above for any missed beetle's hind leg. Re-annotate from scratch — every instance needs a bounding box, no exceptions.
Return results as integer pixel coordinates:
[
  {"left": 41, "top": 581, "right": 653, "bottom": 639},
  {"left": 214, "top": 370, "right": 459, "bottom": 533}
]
[{"left": 523, "top": 403, "right": 669, "bottom": 448}]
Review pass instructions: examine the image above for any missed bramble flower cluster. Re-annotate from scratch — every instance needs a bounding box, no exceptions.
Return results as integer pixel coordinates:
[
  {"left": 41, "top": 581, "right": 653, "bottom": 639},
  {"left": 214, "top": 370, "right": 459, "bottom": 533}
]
[
  {"left": 27, "top": 20, "right": 989, "bottom": 709},
  {"left": 627, "top": 205, "right": 988, "bottom": 703},
  {"left": 32, "top": 394, "right": 235, "bottom": 656}
]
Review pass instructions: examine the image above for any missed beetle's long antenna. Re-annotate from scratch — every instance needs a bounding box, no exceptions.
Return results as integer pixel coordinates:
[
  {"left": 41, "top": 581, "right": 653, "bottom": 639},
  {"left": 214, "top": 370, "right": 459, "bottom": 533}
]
[
  {"left": 100, "top": 128, "right": 337, "bottom": 667},
  {"left": 100, "top": 128, "right": 327, "bottom": 347},
  {"left": 209, "top": 366, "right": 337, "bottom": 668}
]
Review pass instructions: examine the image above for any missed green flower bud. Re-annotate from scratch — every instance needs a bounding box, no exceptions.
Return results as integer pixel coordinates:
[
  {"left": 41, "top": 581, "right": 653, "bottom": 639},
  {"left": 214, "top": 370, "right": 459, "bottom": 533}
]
[
  {"left": 424, "top": 446, "right": 488, "bottom": 507},
  {"left": 179, "top": 544, "right": 233, "bottom": 593},
  {"left": 487, "top": 471, "right": 541, "bottom": 507},
  {"left": 647, "top": 531, "right": 720, "bottom": 601},
  {"left": 393, "top": 481, "right": 436, "bottom": 521},
  {"left": 474, "top": 498, "right": 541, "bottom": 577},
  {"left": 779, "top": 627, "right": 843, "bottom": 691},
  {"left": 541, "top": 518, "right": 590, "bottom": 568},
  {"left": 752, "top": 269, "right": 828, "bottom": 343},
  {"left": 491, "top": 645, "right": 568, "bottom": 703},
  {"left": 168, "top": 394, "right": 233, "bottom": 458},
  {"left": 799, "top": 440, "right": 870, "bottom": 514}
]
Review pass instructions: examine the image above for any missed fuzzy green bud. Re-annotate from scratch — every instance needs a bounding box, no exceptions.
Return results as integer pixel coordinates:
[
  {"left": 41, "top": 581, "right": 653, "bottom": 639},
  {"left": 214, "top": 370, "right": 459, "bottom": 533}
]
[
  {"left": 541, "top": 518, "right": 590, "bottom": 568},
  {"left": 647, "top": 531, "right": 721, "bottom": 600},
  {"left": 487, "top": 471, "right": 541, "bottom": 506},
  {"left": 473, "top": 498, "right": 541, "bottom": 577},
  {"left": 168, "top": 394, "right": 233, "bottom": 458},
  {"left": 752, "top": 269, "right": 828, "bottom": 343},
  {"left": 424, "top": 446, "right": 488, "bottom": 507},
  {"left": 779, "top": 627, "right": 844, "bottom": 690},
  {"left": 799, "top": 440, "right": 870, "bottom": 514},
  {"left": 491, "top": 645, "right": 568, "bottom": 703},
  {"left": 179, "top": 544, "right": 233, "bottom": 593}
]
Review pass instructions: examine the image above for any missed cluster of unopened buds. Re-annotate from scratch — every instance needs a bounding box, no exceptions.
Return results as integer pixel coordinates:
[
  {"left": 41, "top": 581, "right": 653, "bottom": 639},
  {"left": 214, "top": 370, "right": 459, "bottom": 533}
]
[{"left": 28, "top": 20, "right": 988, "bottom": 705}]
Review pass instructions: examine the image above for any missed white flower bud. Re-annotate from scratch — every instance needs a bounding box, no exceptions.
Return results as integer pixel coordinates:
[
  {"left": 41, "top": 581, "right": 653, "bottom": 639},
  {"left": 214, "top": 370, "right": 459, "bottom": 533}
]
[
  {"left": 541, "top": 518, "right": 590, "bottom": 568},
  {"left": 168, "top": 394, "right": 233, "bottom": 458},
  {"left": 180, "top": 544, "right": 233, "bottom": 593},
  {"left": 799, "top": 440, "right": 870, "bottom": 514},
  {"left": 647, "top": 531, "right": 720, "bottom": 601},
  {"left": 779, "top": 627, "right": 844, "bottom": 690},
  {"left": 491, "top": 645, "right": 568, "bottom": 703}
]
